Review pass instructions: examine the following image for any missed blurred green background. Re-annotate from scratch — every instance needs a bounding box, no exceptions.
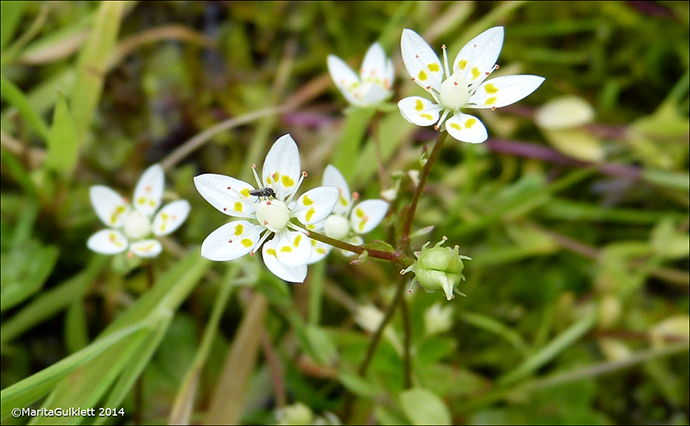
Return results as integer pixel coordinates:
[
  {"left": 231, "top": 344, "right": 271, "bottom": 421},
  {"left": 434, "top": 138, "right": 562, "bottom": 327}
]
[{"left": 1, "top": 1, "right": 688, "bottom": 425}]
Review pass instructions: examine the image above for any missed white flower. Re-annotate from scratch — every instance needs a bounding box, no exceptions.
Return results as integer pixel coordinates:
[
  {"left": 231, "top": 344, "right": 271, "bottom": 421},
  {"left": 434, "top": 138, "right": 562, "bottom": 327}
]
[
  {"left": 307, "top": 165, "right": 388, "bottom": 264},
  {"left": 194, "top": 134, "right": 339, "bottom": 283},
  {"left": 327, "top": 42, "right": 394, "bottom": 107},
  {"left": 424, "top": 303, "right": 455, "bottom": 336},
  {"left": 398, "top": 27, "right": 544, "bottom": 143},
  {"left": 87, "top": 164, "right": 190, "bottom": 258}
]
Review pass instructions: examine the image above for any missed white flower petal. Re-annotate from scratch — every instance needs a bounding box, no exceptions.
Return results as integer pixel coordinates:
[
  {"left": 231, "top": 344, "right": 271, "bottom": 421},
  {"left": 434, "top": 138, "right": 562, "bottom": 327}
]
[
  {"left": 401, "top": 28, "right": 444, "bottom": 93},
  {"left": 200, "top": 220, "right": 264, "bottom": 261},
  {"left": 262, "top": 134, "right": 302, "bottom": 200},
  {"left": 398, "top": 96, "right": 442, "bottom": 127},
  {"left": 453, "top": 26, "right": 504, "bottom": 86},
  {"left": 87, "top": 229, "right": 128, "bottom": 255},
  {"left": 90, "top": 186, "right": 131, "bottom": 228},
  {"left": 361, "top": 43, "right": 387, "bottom": 82},
  {"left": 350, "top": 199, "right": 388, "bottom": 234},
  {"left": 133, "top": 164, "right": 164, "bottom": 217},
  {"left": 152, "top": 200, "right": 190, "bottom": 236},
  {"left": 292, "top": 186, "right": 339, "bottom": 225},
  {"left": 193, "top": 174, "right": 256, "bottom": 218},
  {"left": 469, "top": 75, "right": 545, "bottom": 109},
  {"left": 322, "top": 165, "right": 351, "bottom": 216},
  {"left": 130, "top": 239, "right": 162, "bottom": 258},
  {"left": 269, "top": 230, "right": 312, "bottom": 266},
  {"left": 445, "top": 113, "right": 488, "bottom": 143},
  {"left": 327, "top": 54, "right": 362, "bottom": 106},
  {"left": 307, "top": 239, "right": 332, "bottom": 264},
  {"left": 262, "top": 241, "right": 308, "bottom": 283}
]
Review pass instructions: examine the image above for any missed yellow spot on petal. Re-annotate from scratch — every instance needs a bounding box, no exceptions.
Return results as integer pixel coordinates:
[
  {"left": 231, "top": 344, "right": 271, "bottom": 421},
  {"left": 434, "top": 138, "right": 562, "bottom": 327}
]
[
  {"left": 449, "top": 122, "right": 462, "bottom": 131},
  {"left": 359, "top": 220, "right": 367, "bottom": 232},
  {"left": 149, "top": 199, "right": 155, "bottom": 207},
  {"left": 159, "top": 223, "right": 167, "bottom": 232},
  {"left": 281, "top": 175, "right": 295, "bottom": 187},
  {"left": 339, "top": 194, "right": 348, "bottom": 206},
  {"left": 355, "top": 207, "right": 365, "bottom": 218},
  {"left": 458, "top": 59, "right": 468, "bottom": 70},
  {"left": 305, "top": 208, "right": 315, "bottom": 222},
  {"left": 418, "top": 70, "right": 428, "bottom": 81},
  {"left": 293, "top": 234, "right": 302, "bottom": 247},
  {"left": 267, "top": 248, "right": 277, "bottom": 257},
  {"left": 235, "top": 224, "right": 244, "bottom": 236},
  {"left": 234, "top": 201, "right": 243, "bottom": 212},
  {"left": 302, "top": 195, "right": 313, "bottom": 206},
  {"left": 471, "top": 67, "right": 480, "bottom": 80},
  {"left": 465, "top": 118, "right": 478, "bottom": 129},
  {"left": 427, "top": 63, "right": 440, "bottom": 72},
  {"left": 280, "top": 246, "right": 293, "bottom": 253},
  {"left": 484, "top": 96, "right": 497, "bottom": 106},
  {"left": 415, "top": 99, "right": 424, "bottom": 111},
  {"left": 137, "top": 197, "right": 146, "bottom": 205},
  {"left": 161, "top": 213, "right": 169, "bottom": 220},
  {"left": 241, "top": 238, "right": 253, "bottom": 247},
  {"left": 420, "top": 114, "right": 433, "bottom": 120},
  {"left": 317, "top": 248, "right": 325, "bottom": 254},
  {"left": 240, "top": 188, "right": 251, "bottom": 198},
  {"left": 265, "top": 175, "right": 273, "bottom": 184},
  {"left": 484, "top": 83, "right": 498, "bottom": 94}
]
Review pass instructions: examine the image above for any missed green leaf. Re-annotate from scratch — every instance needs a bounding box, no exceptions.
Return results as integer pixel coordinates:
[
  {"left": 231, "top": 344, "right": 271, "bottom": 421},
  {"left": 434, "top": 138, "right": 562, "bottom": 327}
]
[
  {"left": 70, "top": 1, "right": 126, "bottom": 145},
  {"left": 399, "top": 388, "right": 452, "bottom": 425},
  {"left": 0, "top": 322, "right": 149, "bottom": 421},
  {"left": 0, "top": 73, "right": 50, "bottom": 140},
  {"left": 45, "top": 92, "right": 78, "bottom": 176},
  {"left": 0, "top": 239, "right": 59, "bottom": 312},
  {"left": 305, "top": 325, "right": 337, "bottom": 366},
  {"left": 338, "top": 371, "right": 382, "bottom": 398},
  {"left": 0, "top": 0, "right": 28, "bottom": 52}
]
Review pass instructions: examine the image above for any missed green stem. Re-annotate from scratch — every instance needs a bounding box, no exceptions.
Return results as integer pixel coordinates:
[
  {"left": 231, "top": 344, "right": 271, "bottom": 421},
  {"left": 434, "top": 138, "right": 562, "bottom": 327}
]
[
  {"left": 400, "top": 292, "right": 412, "bottom": 388},
  {"left": 358, "top": 276, "right": 407, "bottom": 377},
  {"left": 300, "top": 226, "right": 412, "bottom": 268},
  {"left": 399, "top": 131, "right": 448, "bottom": 251}
]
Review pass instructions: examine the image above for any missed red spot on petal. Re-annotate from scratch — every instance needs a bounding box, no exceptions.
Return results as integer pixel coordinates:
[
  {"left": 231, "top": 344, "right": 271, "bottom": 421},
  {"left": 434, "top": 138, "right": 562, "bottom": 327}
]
[
  {"left": 415, "top": 54, "right": 420, "bottom": 58},
  {"left": 223, "top": 207, "right": 228, "bottom": 212},
  {"left": 146, "top": 185, "right": 152, "bottom": 192},
  {"left": 491, "top": 106, "right": 496, "bottom": 111},
  {"left": 228, "top": 239, "right": 233, "bottom": 243},
  {"left": 227, "top": 186, "right": 232, "bottom": 190}
]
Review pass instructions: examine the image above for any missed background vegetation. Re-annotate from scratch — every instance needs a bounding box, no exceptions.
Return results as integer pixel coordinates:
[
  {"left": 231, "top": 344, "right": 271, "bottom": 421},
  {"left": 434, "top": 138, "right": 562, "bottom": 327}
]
[{"left": 1, "top": 1, "right": 688, "bottom": 424}]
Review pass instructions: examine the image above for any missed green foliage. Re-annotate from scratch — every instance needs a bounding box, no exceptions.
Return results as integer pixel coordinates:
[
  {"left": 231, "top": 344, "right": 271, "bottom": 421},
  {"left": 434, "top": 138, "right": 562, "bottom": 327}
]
[{"left": 1, "top": 1, "right": 688, "bottom": 425}]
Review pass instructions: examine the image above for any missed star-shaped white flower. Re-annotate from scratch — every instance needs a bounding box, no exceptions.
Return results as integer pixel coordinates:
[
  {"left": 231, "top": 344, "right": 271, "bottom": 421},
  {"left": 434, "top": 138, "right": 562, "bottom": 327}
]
[
  {"left": 87, "top": 164, "right": 190, "bottom": 258},
  {"left": 194, "top": 134, "right": 339, "bottom": 283},
  {"left": 328, "top": 42, "right": 394, "bottom": 107},
  {"left": 398, "top": 27, "right": 545, "bottom": 143},
  {"left": 307, "top": 165, "right": 388, "bottom": 264}
]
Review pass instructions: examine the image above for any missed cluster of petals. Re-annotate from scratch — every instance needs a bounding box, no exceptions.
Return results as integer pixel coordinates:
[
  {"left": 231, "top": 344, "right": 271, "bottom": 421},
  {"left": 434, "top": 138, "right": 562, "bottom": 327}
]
[
  {"left": 398, "top": 27, "right": 544, "bottom": 143},
  {"left": 327, "top": 42, "right": 394, "bottom": 107},
  {"left": 307, "top": 165, "right": 389, "bottom": 264},
  {"left": 194, "top": 134, "right": 339, "bottom": 283},
  {"left": 87, "top": 164, "right": 190, "bottom": 258}
]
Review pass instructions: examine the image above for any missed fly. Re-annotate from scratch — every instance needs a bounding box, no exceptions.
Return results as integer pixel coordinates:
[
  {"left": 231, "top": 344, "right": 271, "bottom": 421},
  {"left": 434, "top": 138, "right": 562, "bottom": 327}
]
[{"left": 249, "top": 187, "right": 277, "bottom": 200}]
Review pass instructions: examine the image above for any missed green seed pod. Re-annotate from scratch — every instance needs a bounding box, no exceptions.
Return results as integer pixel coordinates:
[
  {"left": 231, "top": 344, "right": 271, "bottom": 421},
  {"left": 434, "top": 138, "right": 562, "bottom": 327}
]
[{"left": 401, "top": 237, "right": 471, "bottom": 300}]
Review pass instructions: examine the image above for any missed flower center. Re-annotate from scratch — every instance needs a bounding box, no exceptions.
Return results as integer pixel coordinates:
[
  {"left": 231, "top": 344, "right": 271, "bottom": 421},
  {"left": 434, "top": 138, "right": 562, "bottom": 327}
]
[
  {"left": 255, "top": 199, "right": 290, "bottom": 233},
  {"left": 123, "top": 210, "right": 152, "bottom": 240},
  {"left": 324, "top": 214, "right": 349, "bottom": 240},
  {"left": 439, "top": 71, "right": 469, "bottom": 111}
]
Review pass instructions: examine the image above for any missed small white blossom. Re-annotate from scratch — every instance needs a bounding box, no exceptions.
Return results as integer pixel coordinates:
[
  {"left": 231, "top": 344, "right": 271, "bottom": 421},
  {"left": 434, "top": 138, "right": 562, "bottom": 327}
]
[
  {"left": 424, "top": 303, "right": 455, "bottom": 335},
  {"left": 307, "top": 165, "right": 388, "bottom": 264},
  {"left": 194, "top": 134, "right": 339, "bottom": 283},
  {"left": 87, "top": 164, "right": 190, "bottom": 258},
  {"left": 328, "top": 42, "right": 394, "bottom": 107},
  {"left": 398, "top": 27, "right": 544, "bottom": 143}
]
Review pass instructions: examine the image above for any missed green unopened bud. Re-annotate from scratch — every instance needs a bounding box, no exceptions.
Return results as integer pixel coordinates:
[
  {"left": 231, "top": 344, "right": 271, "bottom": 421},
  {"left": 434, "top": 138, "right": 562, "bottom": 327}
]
[{"left": 401, "top": 237, "right": 471, "bottom": 301}]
